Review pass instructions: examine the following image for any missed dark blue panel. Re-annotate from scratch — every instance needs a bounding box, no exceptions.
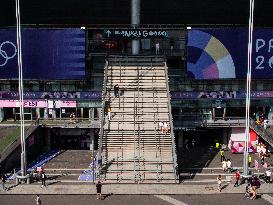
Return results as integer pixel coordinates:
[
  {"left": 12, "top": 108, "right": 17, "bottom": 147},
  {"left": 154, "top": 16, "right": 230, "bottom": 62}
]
[{"left": 0, "top": 29, "right": 85, "bottom": 79}]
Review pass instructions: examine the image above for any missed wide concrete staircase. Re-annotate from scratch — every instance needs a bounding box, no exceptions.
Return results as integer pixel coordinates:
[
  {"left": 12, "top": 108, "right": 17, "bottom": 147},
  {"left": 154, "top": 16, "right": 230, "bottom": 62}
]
[{"left": 98, "top": 55, "right": 177, "bottom": 183}]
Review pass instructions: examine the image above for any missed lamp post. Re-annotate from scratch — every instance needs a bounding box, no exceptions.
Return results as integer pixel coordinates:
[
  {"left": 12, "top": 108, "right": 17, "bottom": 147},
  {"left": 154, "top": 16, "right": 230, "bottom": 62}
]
[
  {"left": 15, "top": 0, "right": 26, "bottom": 177},
  {"left": 243, "top": 0, "right": 255, "bottom": 177}
]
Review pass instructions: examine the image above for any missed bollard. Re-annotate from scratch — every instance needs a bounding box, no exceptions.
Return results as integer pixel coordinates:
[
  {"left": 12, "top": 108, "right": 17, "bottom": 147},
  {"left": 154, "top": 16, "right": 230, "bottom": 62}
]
[
  {"left": 27, "top": 177, "right": 30, "bottom": 184},
  {"left": 15, "top": 177, "right": 19, "bottom": 185}
]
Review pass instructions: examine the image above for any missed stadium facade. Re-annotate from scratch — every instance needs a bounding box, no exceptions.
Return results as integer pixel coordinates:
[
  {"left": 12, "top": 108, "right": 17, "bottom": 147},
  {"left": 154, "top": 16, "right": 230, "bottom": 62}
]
[{"left": 1, "top": 0, "right": 273, "bottom": 181}]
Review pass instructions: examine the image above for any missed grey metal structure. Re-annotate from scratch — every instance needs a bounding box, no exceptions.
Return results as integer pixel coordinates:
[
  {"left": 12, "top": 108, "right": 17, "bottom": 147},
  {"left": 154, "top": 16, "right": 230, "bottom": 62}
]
[{"left": 131, "top": 0, "right": 140, "bottom": 55}]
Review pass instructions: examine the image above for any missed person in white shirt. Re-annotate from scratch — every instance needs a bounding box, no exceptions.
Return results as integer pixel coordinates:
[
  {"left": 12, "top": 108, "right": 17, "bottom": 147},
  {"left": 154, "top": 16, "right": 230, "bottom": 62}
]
[
  {"left": 265, "top": 169, "right": 272, "bottom": 183},
  {"left": 159, "top": 121, "right": 164, "bottom": 134},
  {"left": 155, "top": 42, "right": 160, "bottom": 55},
  {"left": 222, "top": 160, "right": 227, "bottom": 172},
  {"left": 227, "top": 159, "right": 232, "bottom": 173},
  {"left": 163, "top": 122, "right": 168, "bottom": 134}
]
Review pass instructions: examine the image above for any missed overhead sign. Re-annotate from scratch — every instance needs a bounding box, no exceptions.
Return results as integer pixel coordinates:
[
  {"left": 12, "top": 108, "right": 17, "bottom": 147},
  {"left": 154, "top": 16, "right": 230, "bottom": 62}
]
[
  {"left": 187, "top": 29, "right": 273, "bottom": 79},
  {"left": 103, "top": 29, "right": 169, "bottom": 39}
]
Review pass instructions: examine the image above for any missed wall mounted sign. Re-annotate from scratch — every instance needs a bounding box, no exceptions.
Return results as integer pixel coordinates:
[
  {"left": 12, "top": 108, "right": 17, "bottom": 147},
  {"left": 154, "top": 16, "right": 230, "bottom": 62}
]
[{"left": 104, "top": 29, "right": 169, "bottom": 39}]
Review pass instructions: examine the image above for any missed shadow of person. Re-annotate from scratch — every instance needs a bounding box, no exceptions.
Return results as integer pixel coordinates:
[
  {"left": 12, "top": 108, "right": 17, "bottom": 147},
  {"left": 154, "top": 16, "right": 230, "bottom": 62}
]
[
  {"left": 221, "top": 184, "right": 229, "bottom": 190},
  {"left": 101, "top": 193, "right": 113, "bottom": 200}
]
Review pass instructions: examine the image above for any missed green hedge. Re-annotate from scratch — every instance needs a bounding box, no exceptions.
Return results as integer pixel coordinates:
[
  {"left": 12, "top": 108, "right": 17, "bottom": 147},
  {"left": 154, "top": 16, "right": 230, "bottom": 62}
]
[{"left": 0, "top": 128, "right": 21, "bottom": 154}]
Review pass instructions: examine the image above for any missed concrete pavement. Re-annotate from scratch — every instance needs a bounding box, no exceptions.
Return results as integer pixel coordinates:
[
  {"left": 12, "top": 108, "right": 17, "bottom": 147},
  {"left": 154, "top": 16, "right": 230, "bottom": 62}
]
[{"left": 1, "top": 183, "right": 273, "bottom": 195}]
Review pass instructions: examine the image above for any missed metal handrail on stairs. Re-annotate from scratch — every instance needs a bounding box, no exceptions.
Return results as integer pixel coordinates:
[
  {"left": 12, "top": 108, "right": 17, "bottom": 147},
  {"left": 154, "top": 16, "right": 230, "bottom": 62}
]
[
  {"left": 164, "top": 61, "right": 178, "bottom": 182},
  {"left": 98, "top": 60, "right": 109, "bottom": 176},
  {"left": 250, "top": 118, "right": 273, "bottom": 147}
]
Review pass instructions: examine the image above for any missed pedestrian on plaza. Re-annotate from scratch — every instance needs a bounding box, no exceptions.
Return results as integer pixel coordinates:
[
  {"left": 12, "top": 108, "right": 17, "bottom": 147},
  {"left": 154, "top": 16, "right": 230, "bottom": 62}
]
[
  {"left": 159, "top": 121, "right": 164, "bottom": 134},
  {"left": 191, "top": 139, "right": 195, "bottom": 148},
  {"left": 227, "top": 159, "right": 232, "bottom": 173},
  {"left": 265, "top": 169, "right": 272, "bottom": 183},
  {"left": 155, "top": 42, "right": 160, "bottom": 55},
  {"left": 96, "top": 181, "right": 102, "bottom": 200},
  {"left": 234, "top": 170, "right": 241, "bottom": 187},
  {"left": 0, "top": 175, "right": 5, "bottom": 191},
  {"left": 215, "top": 142, "right": 220, "bottom": 151},
  {"left": 170, "top": 38, "right": 174, "bottom": 55},
  {"left": 222, "top": 159, "right": 227, "bottom": 172},
  {"left": 41, "top": 172, "right": 47, "bottom": 188},
  {"left": 163, "top": 122, "right": 169, "bottom": 134},
  {"left": 217, "top": 175, "right": 222, "bottom": 192},
  {"left": 263, "top": 119, "right": 268, "bottom": 130},
  {"left": 35, "top": 195, "right": 41, "bottom": 205},
  {"left": 261, "top": 155, "right": 265, "bottom": 166},
  {"left": 250, "top": 186, "right": 257, "bottom": 200},
  {"left": 248, "top": 155, "right": 252, "bottom": 168},
  {"left": 185, "top": 139, "right": 189, "bottom": 150},
  {"left": 114, "top": 84, "right": 119, "bottom": 98},
  {"left": 107, "top": 106, "right": 111, "bottom": 121},
  {"left": 220, "top": 149, "right": 225, "bottom": 162}
]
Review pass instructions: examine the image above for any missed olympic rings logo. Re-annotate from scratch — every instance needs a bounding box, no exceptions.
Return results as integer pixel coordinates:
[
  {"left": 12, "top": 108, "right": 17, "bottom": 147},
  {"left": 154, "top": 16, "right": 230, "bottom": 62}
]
[{"left": 0, "top": 41, "right": 17, "bottom": 67}]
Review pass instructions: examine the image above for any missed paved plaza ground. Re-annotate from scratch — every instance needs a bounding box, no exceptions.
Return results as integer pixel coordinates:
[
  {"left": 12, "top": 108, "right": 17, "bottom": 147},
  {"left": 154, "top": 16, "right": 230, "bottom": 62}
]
[{"left": 0, "top": 194, "right": 272, "bottom": 205}]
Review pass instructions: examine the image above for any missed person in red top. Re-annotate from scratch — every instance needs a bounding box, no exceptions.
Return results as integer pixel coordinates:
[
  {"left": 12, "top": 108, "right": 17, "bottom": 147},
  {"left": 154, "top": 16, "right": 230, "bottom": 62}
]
[{"left": 234, "top": 170, "right": 241, "bottom": 187}]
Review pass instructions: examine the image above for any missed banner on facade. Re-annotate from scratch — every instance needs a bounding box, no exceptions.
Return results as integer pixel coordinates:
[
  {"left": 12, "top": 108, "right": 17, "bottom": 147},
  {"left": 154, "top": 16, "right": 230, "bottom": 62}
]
[
  {"left": 0, "top": 100, "right": 77, "bottom": 108},
  {"left": 0, "top": 29, "right": 85, "bottom": 79},
  {"left": 187, "top": 28, "right": 273, "bottom": 79},
  {"left": 171, "top": 91, "right": 273, "bottom": 99},
  {"left": 0, "top": 91, "right": 101, "bottom": 100}
]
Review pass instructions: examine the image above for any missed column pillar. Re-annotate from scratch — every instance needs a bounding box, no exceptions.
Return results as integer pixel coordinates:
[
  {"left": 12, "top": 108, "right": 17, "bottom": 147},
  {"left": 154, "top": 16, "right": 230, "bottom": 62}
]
[
  {"left": 223, "top": 107, "right": 226, "bottom": 120},
  {"left": 97, "top": 108, "right": 102, "bottom": 120},
  {"left": 13, "top": 108, "right": 16, "bottom": 121},
  {"left": 212, "top": 107, "right": 215, "bottom": 121},
  {"left": 89, "top": 108, "right": 95, "bottom": 120},
  {"left": 0, "top": 108, "right": 4, "bottom": 122},
  {"left": 36, "top": 108, "right": 40, "bottom": 119},
  {"left": 131, "top": 0, "right": 140, "bottom": 55},
  {"left": 81, "top": 108, "right": 84, "bottom": 119}
]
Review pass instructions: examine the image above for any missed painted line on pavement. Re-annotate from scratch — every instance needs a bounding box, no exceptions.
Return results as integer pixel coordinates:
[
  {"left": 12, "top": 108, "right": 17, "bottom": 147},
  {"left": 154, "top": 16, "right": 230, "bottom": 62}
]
[
  {"left": 262, "top": 194, "right": 273, "bottom": 204},
  {"left": 154, "top": 195, "right": 188, "bottom": 205}
]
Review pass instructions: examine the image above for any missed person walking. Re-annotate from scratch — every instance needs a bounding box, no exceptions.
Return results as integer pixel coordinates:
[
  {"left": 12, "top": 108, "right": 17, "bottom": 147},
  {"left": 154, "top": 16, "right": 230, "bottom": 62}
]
[
  {"left": 265, "top": 169, "right": 271, "bottom": 183},
  {"left": 191, "top": 139, "right": 195, "bottom": 148},
  {"left": 215, "top": 142, "right": 220, "bottom": 151},
  {"left": 159, "top": 121, "right": 164, "bottom": 134},
  {"left": 1, "top": 174, "right": 6, "bottom": 191},
  {"left": 41, "top": 172, "right": 46, "bottom": 188},
  {"left": 217, "top": 175, "right": 222, "bottom": 192},
  {"left": 248, "top": 155, "right": 252, "bottom": 168},
  {"left": 96, "top": 181, "right": 102, "bottom": 200},
  {"left": 250, "top": 186, "right": 257, "bottom": 200},
  {"left": 184, "top": 139, "right": 189, "bottom": 150},
  {"left": 222, "top": 160, "right": 227, "bottom": 172},
  {"left": 114, "top": 84, "right": 119, "bottom": 98},
  {"left": 107, "top": 106, "right": 111, "bottom": 121},
  {"left": 163, "top": 122, "right": 168, "bottom": 134},
  {"left": 35, "top": 195, "right": 41, "bottom": 205},
  {"left": 234, "top": 170, "right": 240, "bottom": 187},
  {"left": 261, "top": 155, "right": 265, "bottom": 166},
  {"left": 227, "top": 159, "right": 232, "bottom": 173},
  {"left": 0, "top": 175, "right": 5, "bottom": 191},
  {"left": 155, "top": 42, "right": 160, "bottom": 55},
  {"left": 220, "top": 149, "right": 225, "bottom": 162}
]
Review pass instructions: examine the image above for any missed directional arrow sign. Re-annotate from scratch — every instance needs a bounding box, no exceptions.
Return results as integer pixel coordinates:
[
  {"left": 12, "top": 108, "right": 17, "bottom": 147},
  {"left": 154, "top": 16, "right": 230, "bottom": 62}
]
[{"left": 105, "top": 30, "right": 111, "bottom": 38}]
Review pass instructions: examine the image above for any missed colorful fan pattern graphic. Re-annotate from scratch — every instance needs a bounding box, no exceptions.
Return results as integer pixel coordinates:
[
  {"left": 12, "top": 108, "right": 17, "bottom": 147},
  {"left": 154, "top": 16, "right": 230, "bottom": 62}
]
[{"left": 187, "top": 30, "right": 236, "bottom": 79}]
